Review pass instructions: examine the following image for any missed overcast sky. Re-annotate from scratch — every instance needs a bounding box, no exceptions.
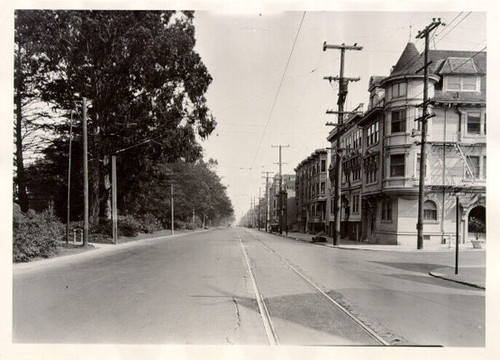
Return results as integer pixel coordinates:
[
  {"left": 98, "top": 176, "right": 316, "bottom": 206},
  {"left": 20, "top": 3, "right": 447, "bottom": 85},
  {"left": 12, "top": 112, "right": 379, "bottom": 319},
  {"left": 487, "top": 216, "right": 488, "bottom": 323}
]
[{"left": 192, "top": 10, "right": 487, "bottom": 221}]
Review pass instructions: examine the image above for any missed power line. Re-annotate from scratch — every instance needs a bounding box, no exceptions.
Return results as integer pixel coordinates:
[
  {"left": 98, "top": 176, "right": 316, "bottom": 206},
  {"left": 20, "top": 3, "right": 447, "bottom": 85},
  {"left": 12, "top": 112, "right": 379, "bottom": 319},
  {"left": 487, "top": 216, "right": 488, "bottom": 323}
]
[
  {"left": 434, "top": 12, "right": 471, "bottom": 46},
  {"left": 434, "top": 12, "right": 463, "bottom": 37},
  {"left": 250, "top": 11, "right": 306, "bottom": 169}
]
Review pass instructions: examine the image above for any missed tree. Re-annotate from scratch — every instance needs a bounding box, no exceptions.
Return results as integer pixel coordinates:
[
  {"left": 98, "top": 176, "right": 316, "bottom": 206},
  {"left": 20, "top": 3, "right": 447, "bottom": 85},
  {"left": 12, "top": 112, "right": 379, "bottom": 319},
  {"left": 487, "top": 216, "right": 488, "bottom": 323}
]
[
  {"left": 16, "top": 10, "right": 216, "bottom": 223},
  {"left": 123, "top": 159, "right": 233, "bottom": 228},
  {"left": 468, "top": 217, "right": 485, "bottom": 240},
  {"left": 14, "top": 11, "right": 57, "bottom": 211}
]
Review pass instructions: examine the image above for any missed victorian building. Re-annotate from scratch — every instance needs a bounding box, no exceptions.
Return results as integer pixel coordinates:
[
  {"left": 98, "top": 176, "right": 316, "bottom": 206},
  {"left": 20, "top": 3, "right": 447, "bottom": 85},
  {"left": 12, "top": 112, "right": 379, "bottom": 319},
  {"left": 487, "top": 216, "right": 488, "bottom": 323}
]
[{"left": 327, "top": 42, "right": 486, "bottom": 246}]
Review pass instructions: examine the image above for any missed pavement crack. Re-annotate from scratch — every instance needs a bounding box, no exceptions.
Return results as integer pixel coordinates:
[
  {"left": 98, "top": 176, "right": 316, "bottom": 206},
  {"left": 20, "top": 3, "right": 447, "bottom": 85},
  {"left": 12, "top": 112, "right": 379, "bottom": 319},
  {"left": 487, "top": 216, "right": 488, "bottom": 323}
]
[{"left": 232, "top": 296, "right": 242, "bottom": 328}]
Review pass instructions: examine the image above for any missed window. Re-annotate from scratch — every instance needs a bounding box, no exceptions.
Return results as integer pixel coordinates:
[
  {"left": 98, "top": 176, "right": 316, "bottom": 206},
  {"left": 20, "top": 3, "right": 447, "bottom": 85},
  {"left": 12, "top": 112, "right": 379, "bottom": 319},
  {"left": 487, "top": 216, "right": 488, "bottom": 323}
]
[
  {"left": 391, "top": 110, "right": 406, "bottom": 133},
  {"left": 446, "top": 76, "right": 461, "bottom": 90},
  {"left": 424, "top": 200, "right": 437, "bottom": 220},
  {"left": 463, "top": 77, "right": 478, "bottom": 91},
  {"left": 352, "top": 194, "right": 360, "bottom": 214},
  {"left": 390, "top": 154, "right": 405, "bottom": 177},
  {"left": 353, "top": 168, "right": 361, "bottom": 181},
  {"left": 445, "top": 76, "right": 480, "bottom": 92},
  {"left": 353, "top": 130, "right": 362, "bottom": 149},
  {"left": 320, "top": 182, "right": 325, "bottom": 195},
  {"left": 321, "top": 159, "right": 326, "bottom": 172},
  {"left": 391, "top": 82, "right": 407, "bottom": 99},
  {"left": 382, "top": 199, "right": 392, "bottom": 221},
  {"left": 483, "top": 156, "right": 486, "bottom": 178},
  {"left": 466, "top": 156, "right": 480, "bottom": 178},
  {"left": 466, "top": 113, "right": 481, "bottom": 135},
  {"left": 366, "top": 122, "right": 379, "bottom": 146},
  {"left": 366, "top": 168, "right": 377, "bottom": 184},
  {"left": 414, "top": 108, "right": 423, "bottom": 131}
]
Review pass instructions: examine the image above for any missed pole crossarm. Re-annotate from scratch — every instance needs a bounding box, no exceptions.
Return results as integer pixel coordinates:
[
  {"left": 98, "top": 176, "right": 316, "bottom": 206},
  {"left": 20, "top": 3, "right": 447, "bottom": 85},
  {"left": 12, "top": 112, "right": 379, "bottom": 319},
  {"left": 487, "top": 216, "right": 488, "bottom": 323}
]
[
  {"left": 416, "top": 61, "right": 433, "bottom": 74},
  {"left": 414, "top": 113, "right": 436, "bottom": 123},
  {"left": 416, "top": 18, "right": 445, "bottom": 39},
  {"left": 323, "top": 76, "right": 361, "bottom": 82},
  {"left": 416, "top": 99, "right": 436, "bottom": 108},
  {"left": 326, "top": 110, "right": 363, "bottom": 115},
  {"left": 323, "top": 42, "right": 363, "bottom": 51}
]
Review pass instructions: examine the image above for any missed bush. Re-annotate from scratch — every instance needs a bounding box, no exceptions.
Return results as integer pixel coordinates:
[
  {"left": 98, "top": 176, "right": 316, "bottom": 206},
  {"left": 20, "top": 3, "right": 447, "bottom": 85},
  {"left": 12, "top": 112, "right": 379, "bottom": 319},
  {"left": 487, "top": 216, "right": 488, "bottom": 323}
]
[
  {"left": 139, "top": 214, "right": 164, "bottom": 233},
  {"left": 175, "top": 219, "right": 196, "bottom": 230},
  {"left": 117, "top": 215, "right": 142, "bottom": 237},
  {"left": 13, "top": 206, "right": 64, "bottom": 262}
]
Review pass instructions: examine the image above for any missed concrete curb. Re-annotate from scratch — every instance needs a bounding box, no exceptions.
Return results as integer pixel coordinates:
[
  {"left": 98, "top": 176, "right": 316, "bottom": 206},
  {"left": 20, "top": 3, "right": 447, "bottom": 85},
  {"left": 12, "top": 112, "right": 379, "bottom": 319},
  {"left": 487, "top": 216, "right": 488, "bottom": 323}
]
[{"left": 428, "top": 271, "right": 485, "bottom": 290}]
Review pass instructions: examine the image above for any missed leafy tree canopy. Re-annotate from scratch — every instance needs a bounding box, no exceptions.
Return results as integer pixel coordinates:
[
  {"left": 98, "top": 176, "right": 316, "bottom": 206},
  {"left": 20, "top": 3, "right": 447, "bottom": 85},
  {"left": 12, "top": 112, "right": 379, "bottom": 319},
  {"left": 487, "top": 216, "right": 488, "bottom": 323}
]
[{"left": 16, "top": 10, "right": 221, "bottom": 223}]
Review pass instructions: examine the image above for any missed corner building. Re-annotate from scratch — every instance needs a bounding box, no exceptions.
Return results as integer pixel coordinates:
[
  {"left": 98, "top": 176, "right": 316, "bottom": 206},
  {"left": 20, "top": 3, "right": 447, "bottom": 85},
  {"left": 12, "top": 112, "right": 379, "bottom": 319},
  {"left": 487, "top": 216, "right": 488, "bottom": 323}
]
[{"left": 327, "top": 43, "right": 486, "bottom": 246}]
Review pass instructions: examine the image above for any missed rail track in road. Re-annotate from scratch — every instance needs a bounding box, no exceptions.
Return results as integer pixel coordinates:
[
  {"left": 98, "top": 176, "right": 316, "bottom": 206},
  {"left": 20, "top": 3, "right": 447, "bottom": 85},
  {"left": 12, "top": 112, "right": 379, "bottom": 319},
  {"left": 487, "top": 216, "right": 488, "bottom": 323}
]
[{"left": 237, "top": 228, "right": 389, "bottom": 346}]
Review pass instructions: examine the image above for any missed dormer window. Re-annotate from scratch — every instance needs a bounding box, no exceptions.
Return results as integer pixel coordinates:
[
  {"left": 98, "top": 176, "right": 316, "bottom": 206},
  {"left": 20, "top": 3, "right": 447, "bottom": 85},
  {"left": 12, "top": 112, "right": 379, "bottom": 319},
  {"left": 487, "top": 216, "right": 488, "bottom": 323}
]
[{"left": 444, "top": 75, "right": 480, "bottom": 92}]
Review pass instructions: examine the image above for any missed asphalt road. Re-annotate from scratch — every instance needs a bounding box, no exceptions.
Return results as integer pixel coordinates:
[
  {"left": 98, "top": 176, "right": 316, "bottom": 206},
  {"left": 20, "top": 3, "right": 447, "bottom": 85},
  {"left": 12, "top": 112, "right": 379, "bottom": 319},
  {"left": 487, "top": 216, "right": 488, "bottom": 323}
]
[{"left": 13, "top": 227, "right": 484, "bottom": 346}]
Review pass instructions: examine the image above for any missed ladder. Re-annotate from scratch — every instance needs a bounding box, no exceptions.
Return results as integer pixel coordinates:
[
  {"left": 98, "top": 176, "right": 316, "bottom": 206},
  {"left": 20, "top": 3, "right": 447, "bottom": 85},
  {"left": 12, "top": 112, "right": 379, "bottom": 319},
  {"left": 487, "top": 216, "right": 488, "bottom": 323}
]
[{"left": 455, "top": 143, "right": 475, "bottom": 182}]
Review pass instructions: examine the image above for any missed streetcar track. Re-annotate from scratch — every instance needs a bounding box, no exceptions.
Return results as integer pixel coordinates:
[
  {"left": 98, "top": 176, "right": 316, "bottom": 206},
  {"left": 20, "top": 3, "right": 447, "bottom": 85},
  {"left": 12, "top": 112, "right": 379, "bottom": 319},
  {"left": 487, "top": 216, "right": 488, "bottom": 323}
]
[
  {"left": 238, "top": 228, "right": 389, "bottom": 346},
  {"left": 237, "top": 229, "right": 279, "bottom": 345}
]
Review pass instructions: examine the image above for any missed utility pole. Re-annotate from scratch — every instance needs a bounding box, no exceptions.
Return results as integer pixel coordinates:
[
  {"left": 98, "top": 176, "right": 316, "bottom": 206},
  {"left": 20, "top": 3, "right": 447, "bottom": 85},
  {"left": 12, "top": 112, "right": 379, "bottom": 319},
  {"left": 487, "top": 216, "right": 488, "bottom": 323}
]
[
  {"left": 82, "top": 97, "right": 89, "bottom": 247},
  {"left": 250, "top": 198, "right": 254, "bottom": 227},
  {"left": 416, "top": 18, "right": 444, "bottom": 250},
  {"left": 66, "top": 110, "right": 74, "bottom": 244},
  {"left": 272, "top": 145, "right": 289, "bottom": 234},
  {"left": 171, "top": 183, "right": 174, "bottom": 235},
  {"left": 111, "top": 155, "right": 118, "bottom": 244},
  {"left": 323, "top": 42, "right": 362, "bottom": 245},
  {"left": 262, "top": 171, "right": 272, "bottom": 232},
  {"left": 455, "top": 194, "right": 460, "bottom": 274},
  {"left": 258, "top": 187, "right": 261, "bottom": 230},
  {"left": 254, "top": 197, "right": 257, "bottom": 228}
]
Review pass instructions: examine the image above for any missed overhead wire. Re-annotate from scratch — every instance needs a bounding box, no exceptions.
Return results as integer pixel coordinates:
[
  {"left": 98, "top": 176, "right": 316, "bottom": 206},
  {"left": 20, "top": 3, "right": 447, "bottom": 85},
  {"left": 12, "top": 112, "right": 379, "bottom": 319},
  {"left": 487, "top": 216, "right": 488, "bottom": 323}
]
[{"left": 249, "top": 11, "right": 307, "bottom": 170}]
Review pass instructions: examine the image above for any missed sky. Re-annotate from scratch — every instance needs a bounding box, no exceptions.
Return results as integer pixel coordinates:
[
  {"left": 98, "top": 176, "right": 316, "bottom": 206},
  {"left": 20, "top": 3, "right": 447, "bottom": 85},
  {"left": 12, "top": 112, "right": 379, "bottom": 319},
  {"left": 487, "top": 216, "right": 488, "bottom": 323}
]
[{"left": 192, "top": 10, "right": 487, "bottom": 221}]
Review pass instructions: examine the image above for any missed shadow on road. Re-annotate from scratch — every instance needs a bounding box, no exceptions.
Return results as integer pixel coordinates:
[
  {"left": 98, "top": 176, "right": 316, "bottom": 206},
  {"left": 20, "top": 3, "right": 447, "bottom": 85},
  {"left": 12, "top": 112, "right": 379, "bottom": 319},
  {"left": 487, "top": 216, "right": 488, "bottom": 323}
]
[
  {"left": 369, "top": 261, "right": 450, "bottom": 274},
  {"left": 380, "top": 272, "right": 482, "bottom": 290}
]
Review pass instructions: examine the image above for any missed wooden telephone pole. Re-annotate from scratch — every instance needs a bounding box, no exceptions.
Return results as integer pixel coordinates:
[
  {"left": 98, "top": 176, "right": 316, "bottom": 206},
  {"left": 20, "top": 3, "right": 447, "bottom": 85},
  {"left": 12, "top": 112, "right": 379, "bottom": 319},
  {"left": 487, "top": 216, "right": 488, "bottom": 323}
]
[
  {"left": 82, "top": 97, "right": 89, "bottom": 247},
  {"left": 416, "top": 18, "right": 444, "bottom": 250},
  {"left": 323, "top": 42, "right": 362, "bottom": 245},
  {"left": 262, "top": 171, "right": 272, "bottom": 232},
  {"left": 272, "top": 145, "right": 289, "bottom": 234}
]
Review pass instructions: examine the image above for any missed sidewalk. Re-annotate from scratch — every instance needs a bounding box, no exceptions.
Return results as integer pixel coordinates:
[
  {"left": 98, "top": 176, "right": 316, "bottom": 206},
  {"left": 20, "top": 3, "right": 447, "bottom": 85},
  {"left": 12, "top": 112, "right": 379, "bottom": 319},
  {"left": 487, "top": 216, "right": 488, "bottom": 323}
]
[
  {"left": 14, "top": 228, "right": 210, "bottom": 272},
  {"left": 268, "top": 230, "right": 486, "bottom": 290},
  {"left": 429, "top": 266, "right": 485, "bottom": 290}
]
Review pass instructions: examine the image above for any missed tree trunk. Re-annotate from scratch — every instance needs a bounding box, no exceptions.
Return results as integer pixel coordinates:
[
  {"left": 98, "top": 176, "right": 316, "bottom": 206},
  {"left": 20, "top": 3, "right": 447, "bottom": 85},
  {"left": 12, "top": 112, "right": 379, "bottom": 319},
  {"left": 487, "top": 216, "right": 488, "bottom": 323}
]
[
  {"left": 103, "top": 154, "right": 112, "bottom": 219},
  {"left": 14, "top": 46, "right": 29, "bottom": 212}
]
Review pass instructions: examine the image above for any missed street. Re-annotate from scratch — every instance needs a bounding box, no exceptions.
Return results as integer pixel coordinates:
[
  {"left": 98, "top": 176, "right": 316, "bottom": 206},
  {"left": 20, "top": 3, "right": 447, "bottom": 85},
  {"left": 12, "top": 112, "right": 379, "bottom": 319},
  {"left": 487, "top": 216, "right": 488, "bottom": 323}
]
[{"left": 13, "top": 228, "right": 484, "bottom": 346}]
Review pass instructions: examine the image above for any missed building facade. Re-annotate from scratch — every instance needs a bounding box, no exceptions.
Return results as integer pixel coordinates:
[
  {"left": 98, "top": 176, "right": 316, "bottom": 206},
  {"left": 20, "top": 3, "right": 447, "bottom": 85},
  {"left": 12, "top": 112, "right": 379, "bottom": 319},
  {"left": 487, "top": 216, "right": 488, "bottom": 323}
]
[
  {"left": 269, "top": 173, "right": 296, "bottom": 232},
  {"left": 295, "top": 149, "right": 329, "bottom": 234},
  {"left": 327, "top": 42, "right": 486, "bottom": 246}
]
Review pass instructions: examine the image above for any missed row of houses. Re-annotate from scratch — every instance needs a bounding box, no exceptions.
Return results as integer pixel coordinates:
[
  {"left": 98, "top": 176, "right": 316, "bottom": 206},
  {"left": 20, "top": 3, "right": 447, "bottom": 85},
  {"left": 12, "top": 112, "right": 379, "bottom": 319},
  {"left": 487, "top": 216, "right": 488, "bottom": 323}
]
[{"left": 260, "top": 42, "right": 486, "bottom": 247}]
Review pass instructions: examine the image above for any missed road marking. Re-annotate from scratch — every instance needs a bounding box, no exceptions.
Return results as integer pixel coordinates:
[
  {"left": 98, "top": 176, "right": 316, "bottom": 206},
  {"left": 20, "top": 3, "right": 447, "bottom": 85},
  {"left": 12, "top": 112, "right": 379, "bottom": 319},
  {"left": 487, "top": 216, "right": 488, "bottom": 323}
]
[
  {"left": 255, "top": 232, "right": 390, "bottom": 346},
  {"left": 236, "top": 229, "right": 279, "bottom": 345}
]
